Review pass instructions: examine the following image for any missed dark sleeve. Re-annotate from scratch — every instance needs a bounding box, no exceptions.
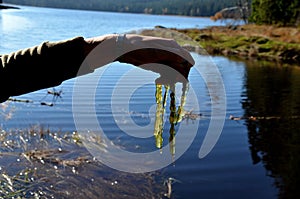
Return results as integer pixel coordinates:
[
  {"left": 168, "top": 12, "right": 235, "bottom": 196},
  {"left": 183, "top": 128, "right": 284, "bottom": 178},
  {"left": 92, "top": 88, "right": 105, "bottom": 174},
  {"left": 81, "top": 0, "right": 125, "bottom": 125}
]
[{"left": 0, "top": 36, "right": 92, "bottom": 103}]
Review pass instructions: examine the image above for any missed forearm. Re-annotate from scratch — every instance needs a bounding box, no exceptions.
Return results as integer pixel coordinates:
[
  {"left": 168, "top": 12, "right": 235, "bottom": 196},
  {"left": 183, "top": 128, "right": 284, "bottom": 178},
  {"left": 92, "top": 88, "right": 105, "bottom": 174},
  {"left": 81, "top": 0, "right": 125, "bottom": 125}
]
[
  {"left": 0, "top": 36, "right": 91, "bottom": 102},
  {"left": 0, "top": 34, "right": 194, "bottom": 103}
]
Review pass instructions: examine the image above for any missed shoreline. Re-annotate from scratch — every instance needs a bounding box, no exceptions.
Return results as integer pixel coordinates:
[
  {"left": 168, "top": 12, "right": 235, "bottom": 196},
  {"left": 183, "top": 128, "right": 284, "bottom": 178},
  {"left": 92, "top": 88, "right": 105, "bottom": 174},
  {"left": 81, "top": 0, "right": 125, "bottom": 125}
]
[
  {"left": 174, "top": 24, "right": 300, "bottom": 66},
  {"left": 0, "top": 4, "right": 19, "bottom": 9},
  {"left": 139, "top": 24, "right": 300, "bottom": 66}
]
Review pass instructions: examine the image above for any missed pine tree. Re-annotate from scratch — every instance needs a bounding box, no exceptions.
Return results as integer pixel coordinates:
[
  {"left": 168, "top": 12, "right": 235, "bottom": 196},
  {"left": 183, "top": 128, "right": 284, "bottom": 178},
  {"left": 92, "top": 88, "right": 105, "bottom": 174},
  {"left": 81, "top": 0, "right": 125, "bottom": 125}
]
[{"left": 250, "top": 0, "right": 300, "bottom": 26}]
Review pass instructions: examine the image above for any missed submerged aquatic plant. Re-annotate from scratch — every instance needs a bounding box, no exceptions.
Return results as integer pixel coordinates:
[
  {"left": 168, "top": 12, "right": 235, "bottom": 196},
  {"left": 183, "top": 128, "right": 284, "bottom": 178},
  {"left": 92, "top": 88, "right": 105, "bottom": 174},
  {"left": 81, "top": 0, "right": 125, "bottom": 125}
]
[{"left": 153, "top": 82, "right": 192, "bottom": 158}]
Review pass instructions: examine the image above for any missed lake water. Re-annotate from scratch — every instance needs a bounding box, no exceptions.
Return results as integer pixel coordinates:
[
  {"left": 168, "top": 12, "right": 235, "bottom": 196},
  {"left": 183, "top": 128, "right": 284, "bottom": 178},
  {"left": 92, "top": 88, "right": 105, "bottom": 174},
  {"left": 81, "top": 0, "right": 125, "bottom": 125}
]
[{"left": 1, "top": 5, "right": 300, "bottom": 199}]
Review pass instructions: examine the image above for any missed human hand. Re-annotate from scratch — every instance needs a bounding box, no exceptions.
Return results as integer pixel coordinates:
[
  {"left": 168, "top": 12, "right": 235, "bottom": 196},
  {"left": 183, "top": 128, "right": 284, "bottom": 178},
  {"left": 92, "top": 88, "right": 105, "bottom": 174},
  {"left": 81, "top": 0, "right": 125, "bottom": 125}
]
[
  {"left": 84, "top": 34, "right": 194, "bottom": 81},
  {"left": 116, "top": 34, "right": 195, "bottom": 81}
]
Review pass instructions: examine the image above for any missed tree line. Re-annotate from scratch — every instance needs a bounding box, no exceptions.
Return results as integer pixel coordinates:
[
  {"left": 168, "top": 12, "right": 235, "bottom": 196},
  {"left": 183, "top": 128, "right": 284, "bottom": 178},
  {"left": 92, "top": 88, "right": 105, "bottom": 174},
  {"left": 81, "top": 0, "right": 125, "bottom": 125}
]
[
  {"left": 4, "top": 0, "right": 300, "bottom": 26},
  {"left": 209, "top": 0, "right": 299, "bottom": 26},
  {"left": 3, "top": 0, "right": 237, "bottom": 17},
  {"left": 249, "top": 0, "right": 300, "bottom": 26}
]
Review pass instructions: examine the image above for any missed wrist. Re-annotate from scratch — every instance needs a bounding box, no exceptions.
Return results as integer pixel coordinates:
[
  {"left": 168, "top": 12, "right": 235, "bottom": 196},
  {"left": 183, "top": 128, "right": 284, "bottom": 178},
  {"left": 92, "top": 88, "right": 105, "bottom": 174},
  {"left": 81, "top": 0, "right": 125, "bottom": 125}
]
[
  {"left": 83, "top": 34, "right": 118, "bottom": 57},
  {"left": 83, "top": 34, "right": 120, "bottom": 71},
  {"left": 116, "top": 34, "right": 126, "bottom": 57}
]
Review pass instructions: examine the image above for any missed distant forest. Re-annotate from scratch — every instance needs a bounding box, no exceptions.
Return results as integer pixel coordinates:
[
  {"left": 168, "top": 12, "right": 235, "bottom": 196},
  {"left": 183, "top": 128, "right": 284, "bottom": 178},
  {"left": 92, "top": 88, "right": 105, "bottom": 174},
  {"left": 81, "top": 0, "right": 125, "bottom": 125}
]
[{"left": 3, "top": 0, "right": 238, "bottom": 16}]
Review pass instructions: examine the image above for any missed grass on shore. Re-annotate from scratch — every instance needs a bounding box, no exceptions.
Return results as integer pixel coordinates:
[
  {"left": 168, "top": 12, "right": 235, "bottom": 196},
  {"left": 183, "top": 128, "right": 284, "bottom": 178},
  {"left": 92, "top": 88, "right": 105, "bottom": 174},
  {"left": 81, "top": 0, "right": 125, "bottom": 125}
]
[{"left": 175, "top": 24, "right": 300, "bottom": 65}]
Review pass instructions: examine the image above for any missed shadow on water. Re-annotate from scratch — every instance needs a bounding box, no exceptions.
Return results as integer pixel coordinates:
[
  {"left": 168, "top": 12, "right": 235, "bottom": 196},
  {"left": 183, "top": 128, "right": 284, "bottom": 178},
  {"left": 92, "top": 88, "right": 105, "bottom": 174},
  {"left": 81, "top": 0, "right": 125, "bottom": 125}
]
[{"left": 241, "top": 61, "right": 300, "bottom": 199}]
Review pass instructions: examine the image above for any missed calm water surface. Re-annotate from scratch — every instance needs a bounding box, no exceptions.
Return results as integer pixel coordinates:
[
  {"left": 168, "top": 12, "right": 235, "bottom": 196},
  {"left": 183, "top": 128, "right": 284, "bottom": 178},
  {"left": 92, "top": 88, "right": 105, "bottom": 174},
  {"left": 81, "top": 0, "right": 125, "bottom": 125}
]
[{"left": 1, "top": 5, "right": 299, "bottom": 199}]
